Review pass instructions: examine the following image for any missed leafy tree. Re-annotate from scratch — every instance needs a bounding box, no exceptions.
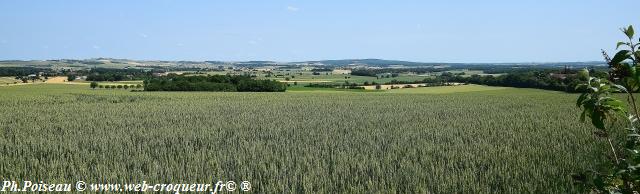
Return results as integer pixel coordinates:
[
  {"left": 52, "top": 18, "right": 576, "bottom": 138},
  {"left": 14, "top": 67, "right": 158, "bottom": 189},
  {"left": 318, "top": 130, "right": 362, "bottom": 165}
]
[
  {"left": 136, "top": 84, "right": 142, "bottom": 89},
  {"left": 98, "top": 85, "right": 104, "bottom": 89},
  {"left": 117, "top": 85, "right": 123, "bottom": 89},
  {"left": 90, "top": 82, "right": 98, "bottom": 89},
  {"left": 67, "top": 75, "right": 76, "bottom": 81},
  {"left": 574, "top": 25, "right": 640, "bottom": 193},
  {"left": 123, "top": 85, "right": 129, "bottom": 89}
]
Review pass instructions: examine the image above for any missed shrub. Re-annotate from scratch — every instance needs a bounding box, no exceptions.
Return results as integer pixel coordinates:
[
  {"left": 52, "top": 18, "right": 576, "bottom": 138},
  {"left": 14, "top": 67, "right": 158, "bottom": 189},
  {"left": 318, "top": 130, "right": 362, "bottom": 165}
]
[{"left": 90, "top": 82, "right": 98, "bottom": 89}]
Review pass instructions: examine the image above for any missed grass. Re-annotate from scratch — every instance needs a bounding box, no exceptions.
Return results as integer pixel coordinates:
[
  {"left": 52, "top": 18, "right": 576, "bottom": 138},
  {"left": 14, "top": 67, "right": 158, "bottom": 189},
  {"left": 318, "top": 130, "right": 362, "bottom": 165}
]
[{"left": 0, "top": 84, "right": 604, "bottom": 193}]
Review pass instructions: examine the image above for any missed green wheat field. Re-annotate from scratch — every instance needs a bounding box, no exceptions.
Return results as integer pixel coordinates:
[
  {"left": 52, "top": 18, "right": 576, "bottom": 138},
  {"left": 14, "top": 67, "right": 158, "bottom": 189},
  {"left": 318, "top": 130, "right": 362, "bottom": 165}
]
[{"left": 0, "top": 84, "right": 606, "bottom": 193}]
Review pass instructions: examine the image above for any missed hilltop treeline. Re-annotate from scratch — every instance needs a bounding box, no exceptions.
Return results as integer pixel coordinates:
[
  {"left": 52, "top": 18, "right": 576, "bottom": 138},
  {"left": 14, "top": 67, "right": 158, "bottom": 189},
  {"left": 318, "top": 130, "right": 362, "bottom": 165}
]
[
  {"left": 443, "top": 70, "right": 606, "bottom": 92},
  {"left": 0, "top": 67, "right": 53, "bottom": 76},
  {"left": 350, "top": 65, "right": 606, "bottom": 77},
  {"left": 84, "top": 68, "right": 158, "bottom": 81},
  {"left": 144, "top": 75, "right": 287, "bottom": 92},
  {"left": 351, "top": 68, "right": 437, "bottom": 77}
]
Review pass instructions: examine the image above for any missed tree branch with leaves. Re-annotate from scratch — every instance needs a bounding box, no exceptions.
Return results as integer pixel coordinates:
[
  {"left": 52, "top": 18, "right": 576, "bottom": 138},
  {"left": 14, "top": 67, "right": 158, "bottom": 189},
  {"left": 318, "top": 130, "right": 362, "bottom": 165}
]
[{"left": 575, "top": 25, "right": 640, "bottom": 193}]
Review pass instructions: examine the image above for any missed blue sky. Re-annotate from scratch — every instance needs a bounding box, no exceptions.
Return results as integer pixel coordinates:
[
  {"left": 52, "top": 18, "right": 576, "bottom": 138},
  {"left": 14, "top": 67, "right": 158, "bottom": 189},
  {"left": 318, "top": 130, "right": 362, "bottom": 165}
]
[{"left": 0, "top": 0, "right": 638, "bottom": 62}]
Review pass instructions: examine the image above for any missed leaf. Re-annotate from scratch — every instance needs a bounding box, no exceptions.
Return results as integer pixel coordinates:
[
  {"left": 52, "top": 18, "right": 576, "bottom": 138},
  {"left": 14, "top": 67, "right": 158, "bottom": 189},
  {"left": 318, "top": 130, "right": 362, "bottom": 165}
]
[
  {"left": 611, "top": 50, "right": 631, "bottom": 65},
  {"left": 601, "top": 97, "right": 626, "bottom": 109},
  {"left": 617, "top": 41, "right": 628, "bottom": 49},
  {"left": 624, "top": 25, "right": 635, "bottom": 39},
  {"left": 591, "top": 111, "right": 606, "bottom": 130},
  {"left": 576, "top": 93, "right": 588, "bottom": 107},
  {"left": 611, "top": 84, "right": 628, "bottom": 93}
]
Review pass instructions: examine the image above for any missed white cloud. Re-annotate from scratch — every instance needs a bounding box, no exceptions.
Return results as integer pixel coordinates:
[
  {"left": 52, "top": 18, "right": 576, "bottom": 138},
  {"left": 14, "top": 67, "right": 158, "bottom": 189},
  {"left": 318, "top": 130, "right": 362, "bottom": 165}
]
[
  {"left": 139, "top": 33, "right": 148, "bottom": 38},
  {"left": 92, "top": 45, "right": 101, "bottom": 49},
  {"left": 286, "top": 6, "right": 299, "bottom": 12}
]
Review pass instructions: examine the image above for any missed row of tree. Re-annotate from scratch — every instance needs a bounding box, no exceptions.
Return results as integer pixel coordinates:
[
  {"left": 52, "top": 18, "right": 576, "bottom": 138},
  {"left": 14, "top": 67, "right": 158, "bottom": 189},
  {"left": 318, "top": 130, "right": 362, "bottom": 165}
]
[
  {"left": 90, "top": 82, "right": 143, "bottom": 90},
  {"left": 438, "top": 69, "right": 604, "bottom": 93},
  {"left": 143, "top": 75, "right": 287, "bottom": 92}
]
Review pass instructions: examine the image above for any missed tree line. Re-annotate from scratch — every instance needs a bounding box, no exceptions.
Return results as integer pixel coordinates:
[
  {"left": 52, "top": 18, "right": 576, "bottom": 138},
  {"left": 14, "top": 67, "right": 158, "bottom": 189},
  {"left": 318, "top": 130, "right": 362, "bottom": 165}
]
[
  {"left": 143, "top": 75, "right": 287, "bottom": 92},
  {"left": 84, "top": 68, "right": 159, "bottom": 81},
  {"left": 89, "top": 82, "right": 143, "bottom": 90},
  {"left": 0, "top": 67, "right": 54, "bottom": 76},
  {"left": 440, "top": 69, "right": 605, "bottom": 93},
  {"left": 312, "top": 69, "right": 606, "bottom": 93}
]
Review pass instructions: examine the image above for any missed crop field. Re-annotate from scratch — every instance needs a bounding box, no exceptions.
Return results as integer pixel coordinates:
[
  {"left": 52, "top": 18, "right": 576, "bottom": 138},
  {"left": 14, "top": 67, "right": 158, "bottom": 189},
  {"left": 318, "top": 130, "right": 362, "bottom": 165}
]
[
  {"left": 386, "top": 84, "right": 510, "bottom": 94},
  {"left": 0, "top": 84, "right": 605, "bottom": 193},
  {"left": 0, "top": 77, "right": 17, "bottom": 85}
]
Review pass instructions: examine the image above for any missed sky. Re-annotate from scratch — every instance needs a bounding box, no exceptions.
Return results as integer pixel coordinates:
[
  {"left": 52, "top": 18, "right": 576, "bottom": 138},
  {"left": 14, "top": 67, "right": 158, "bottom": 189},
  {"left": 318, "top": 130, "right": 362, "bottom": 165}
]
[{"left": 0, "top": 0, "right": 638, "bottom": 63}]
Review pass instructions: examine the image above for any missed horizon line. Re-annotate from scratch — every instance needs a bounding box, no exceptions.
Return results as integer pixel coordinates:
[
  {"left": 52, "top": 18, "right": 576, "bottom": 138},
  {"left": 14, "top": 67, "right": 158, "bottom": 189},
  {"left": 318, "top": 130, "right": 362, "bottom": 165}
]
[{"left": 0, "top": 57, "right": 607, "bottom": 64}]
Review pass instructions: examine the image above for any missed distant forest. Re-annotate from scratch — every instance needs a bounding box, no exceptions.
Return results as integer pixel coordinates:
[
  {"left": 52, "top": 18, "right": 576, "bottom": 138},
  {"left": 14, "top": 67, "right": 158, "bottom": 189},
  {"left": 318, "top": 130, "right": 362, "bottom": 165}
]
[
  {"left": 83, "top": 68, "right": 157, "bottom": 81},
  {"left": 0, "top": 67, "right": 53, "bottom": 76},
  {"left": 144, "top": 75, "right": 287, "bottom": 92},
  {"left": 447, "top": 71, "right": 593, "bottom": 93}
]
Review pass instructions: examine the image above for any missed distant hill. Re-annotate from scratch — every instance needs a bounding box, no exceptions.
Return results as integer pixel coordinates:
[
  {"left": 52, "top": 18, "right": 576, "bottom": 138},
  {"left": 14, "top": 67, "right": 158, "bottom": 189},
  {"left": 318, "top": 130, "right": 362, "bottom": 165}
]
[
  {"left": 0, "top": 58, "right": 606, "bottom": 69},
  {"left": 298, "top": 59, "right": 431, "bottom": 66},
  {"left": 292, "top": 59, "right": 606, "bottom": 67}
]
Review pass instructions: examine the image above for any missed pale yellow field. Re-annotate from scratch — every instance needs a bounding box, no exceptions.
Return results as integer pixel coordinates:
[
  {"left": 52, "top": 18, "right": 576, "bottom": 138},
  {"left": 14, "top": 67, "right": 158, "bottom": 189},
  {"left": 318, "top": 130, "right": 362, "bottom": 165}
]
[
  {"left": 45, "top": 76, "right": 68, "bottom": 83},
  {"left": 0, "top": 77, "right": 17, "bottom": 85}
]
